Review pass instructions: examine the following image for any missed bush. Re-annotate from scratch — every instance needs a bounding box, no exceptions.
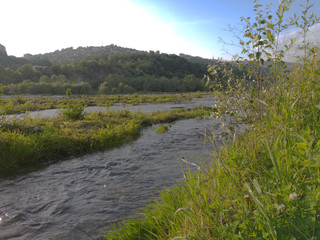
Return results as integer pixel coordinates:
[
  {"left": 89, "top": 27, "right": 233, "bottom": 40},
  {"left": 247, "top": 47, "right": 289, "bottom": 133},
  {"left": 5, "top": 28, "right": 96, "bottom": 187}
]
[{"left": 61, "top": 104, "right": 86, "bottom": 120}]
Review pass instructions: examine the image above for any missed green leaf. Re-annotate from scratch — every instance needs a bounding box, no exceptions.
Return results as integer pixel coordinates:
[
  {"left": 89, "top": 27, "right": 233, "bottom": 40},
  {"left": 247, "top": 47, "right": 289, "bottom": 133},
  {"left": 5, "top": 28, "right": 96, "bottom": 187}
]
[
  {"left": 253, "top": 179, "right": 262, "bottom": 194},
  {"left": 256, "top": 52, "right": 262, "bottom": 59},
  {"left": 297, "top": 142, "right": 308, "bottom": 149}
]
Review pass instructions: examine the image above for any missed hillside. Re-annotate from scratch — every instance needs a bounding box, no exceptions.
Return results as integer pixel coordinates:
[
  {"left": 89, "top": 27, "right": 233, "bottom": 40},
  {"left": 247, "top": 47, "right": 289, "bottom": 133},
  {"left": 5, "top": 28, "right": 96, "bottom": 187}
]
[
  {"left": 22, "top": 44, "right": 215, "bottom": 66},
  {"left": 0, "top": 43, "right": 215, "bottom": 69},
  {"left": 0, "top": 44, "right": 220, "bottom": 95},
  {"left": 0, "top": 44, "right": 28, "bottom": 68},
  {"left": 23, "top": 44, "right": 141, "bottom": 65}
]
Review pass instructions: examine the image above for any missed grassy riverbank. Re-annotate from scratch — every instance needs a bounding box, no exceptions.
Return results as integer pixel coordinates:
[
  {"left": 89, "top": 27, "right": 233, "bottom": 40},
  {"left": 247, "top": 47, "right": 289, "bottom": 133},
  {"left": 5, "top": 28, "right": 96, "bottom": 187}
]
[
  {"left": 104, "top": 1, "right": 320, "bottom": 234},
  {"left": 105, "top": 65, "right": 320, "bottom": 239},
  {"left": 0, "top": 106, "right": 211, "bottom": 178},
  {"left": 0, "top": 92, "right": 206, "bottom": 115}
]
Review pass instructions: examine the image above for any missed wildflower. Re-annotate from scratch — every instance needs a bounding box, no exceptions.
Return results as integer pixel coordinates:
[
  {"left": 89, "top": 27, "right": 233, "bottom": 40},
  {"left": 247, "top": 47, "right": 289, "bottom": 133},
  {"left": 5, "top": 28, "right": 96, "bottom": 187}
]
[{"left": 289, "top": 192, "right": 298, "bottom": 200}]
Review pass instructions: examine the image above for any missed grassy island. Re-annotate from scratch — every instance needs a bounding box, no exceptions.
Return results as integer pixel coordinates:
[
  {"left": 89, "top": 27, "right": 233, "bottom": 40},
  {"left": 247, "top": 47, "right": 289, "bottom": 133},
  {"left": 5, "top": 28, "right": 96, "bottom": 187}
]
[{"left": 0, "top": 106, "right": 212, "bottom": 177}]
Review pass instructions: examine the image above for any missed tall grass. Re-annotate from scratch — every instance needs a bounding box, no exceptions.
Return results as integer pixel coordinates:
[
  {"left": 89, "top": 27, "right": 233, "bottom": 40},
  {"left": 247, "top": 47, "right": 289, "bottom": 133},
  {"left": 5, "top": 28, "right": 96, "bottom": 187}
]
[
  {"left": 105, "top": 1, "right": 320, "bottom": 239},
  {"left": 105, "top": 58, "right": 320, "bottom": 240}
]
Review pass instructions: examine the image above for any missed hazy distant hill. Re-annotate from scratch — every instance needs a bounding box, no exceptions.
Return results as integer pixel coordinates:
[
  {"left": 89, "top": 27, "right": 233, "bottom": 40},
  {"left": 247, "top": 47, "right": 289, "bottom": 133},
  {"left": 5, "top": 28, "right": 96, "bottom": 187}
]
[
  {"left": 0, "top": 43, "right": 215, "bottom": 69},
  {"left": 0, "top": 43, "right": 219, "bottom": 95},
  {"left": 23, "top": 44, "right": 215, "bottom": 66},
  {"left": 23, "top": 44, "right": 142, "bottom": 64}
]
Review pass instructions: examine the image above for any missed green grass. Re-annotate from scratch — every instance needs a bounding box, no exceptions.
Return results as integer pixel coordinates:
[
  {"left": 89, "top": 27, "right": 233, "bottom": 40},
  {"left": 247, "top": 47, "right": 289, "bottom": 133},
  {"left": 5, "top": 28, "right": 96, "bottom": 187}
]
[
  {"left": 153, "top": 124, "right": 170, "bottom": 134},
  {"left": 104, "top": 65, "right": 320, "bottom": 238},
  {"left": 0, "top": 106, "right": 211, "bottom": 178}
]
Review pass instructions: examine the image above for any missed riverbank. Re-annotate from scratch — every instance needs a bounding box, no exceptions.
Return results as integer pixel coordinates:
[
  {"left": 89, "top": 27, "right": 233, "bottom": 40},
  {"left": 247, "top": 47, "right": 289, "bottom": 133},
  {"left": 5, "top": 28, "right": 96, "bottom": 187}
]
[
  {"left": 0, "top": 106, "right": 212, "bottom": 178},
  {"left": 105, "top": 67, "right": 320, "bottom": 237}
]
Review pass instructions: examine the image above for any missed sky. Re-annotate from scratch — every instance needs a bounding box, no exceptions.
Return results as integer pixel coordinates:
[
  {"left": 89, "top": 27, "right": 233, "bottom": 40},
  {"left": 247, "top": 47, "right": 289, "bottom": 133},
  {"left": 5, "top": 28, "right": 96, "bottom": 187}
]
[{"left": 1, "top": 0, "right": 320, "bottom": 59}]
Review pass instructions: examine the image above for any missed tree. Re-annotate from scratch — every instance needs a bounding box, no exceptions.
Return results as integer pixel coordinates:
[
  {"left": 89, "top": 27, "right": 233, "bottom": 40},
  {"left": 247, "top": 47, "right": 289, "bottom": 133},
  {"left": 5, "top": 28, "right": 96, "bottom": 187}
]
[
  {"left": 66, "top": 88, "right": 72, "bottom": 98},
  {"left": 16, "top": 64, "right": 37, "bottom": 82}
]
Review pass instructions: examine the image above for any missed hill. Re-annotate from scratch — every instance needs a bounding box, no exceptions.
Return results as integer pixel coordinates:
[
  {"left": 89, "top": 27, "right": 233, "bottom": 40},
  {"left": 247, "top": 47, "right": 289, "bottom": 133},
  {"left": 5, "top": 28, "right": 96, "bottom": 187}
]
[
  {"left": 0, "top": 44, "right": 28, "bottom": 68},
  {"left": 0, "top": 44, "right": 218, "bottom": 95},
  {"left": 23, "top": 44, "right": 142, "bottom": 65}
]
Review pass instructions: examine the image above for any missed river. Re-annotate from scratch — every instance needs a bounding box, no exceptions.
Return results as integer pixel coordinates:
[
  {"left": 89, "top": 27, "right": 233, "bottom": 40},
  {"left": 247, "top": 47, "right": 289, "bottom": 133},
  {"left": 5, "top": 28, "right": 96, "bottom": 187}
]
[{"left": 0, "top": 98, "right": 222, "bottom": 240}]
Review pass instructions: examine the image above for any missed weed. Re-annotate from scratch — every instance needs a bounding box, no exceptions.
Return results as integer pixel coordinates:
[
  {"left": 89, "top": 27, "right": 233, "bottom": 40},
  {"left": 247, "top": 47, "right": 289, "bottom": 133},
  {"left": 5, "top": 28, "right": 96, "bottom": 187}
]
[
  {"left": 61, "top": 104, "right": 86, "bottom": 121},
  {"left": 153, "top": 124, "right": 170, "bottom": 134}
]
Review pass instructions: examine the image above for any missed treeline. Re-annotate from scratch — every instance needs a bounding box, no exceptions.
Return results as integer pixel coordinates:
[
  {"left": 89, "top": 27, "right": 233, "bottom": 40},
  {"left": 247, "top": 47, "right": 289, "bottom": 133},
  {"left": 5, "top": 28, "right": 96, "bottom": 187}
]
[
  {"left": 23, "top": 45, "right": 141, "bottom": 64},
  {"left": 0, "top": 51, "right": 212, "bottom": 95},
  {"left": 0, "top": 55, "right": 28, "bottom": 69}
]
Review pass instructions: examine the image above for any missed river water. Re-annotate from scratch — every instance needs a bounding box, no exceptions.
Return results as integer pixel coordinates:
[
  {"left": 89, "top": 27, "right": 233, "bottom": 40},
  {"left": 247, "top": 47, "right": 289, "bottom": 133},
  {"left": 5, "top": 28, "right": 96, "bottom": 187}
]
[{"left": 0, "top": 98, "right": 221, "bottom": 240}]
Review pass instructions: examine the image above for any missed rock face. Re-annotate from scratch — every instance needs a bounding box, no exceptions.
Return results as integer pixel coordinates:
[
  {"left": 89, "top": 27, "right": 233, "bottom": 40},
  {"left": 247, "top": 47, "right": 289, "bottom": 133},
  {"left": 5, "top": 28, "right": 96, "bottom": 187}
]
[{"left": 0, "top": 44, "right": 7, "bottom": 56}]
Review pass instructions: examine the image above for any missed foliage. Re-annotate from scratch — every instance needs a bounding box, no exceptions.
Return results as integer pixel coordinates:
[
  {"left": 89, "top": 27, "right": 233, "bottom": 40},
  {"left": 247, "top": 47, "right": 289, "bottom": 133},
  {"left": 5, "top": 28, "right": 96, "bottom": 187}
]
[
  {"left": 61, "top": 104, "right": 86, "bottom": 121},
  {"left": 2, "top": 80, "right": 92, "bottom": 95},
  {"left": 153, "top": 124, "right": 170, "bottom": 134},
  {"left": 66, "top": 88, "right": 72, "bottom": 98},
  {"left": 0, "top": 50, "right": 215, "bottom": 94}
]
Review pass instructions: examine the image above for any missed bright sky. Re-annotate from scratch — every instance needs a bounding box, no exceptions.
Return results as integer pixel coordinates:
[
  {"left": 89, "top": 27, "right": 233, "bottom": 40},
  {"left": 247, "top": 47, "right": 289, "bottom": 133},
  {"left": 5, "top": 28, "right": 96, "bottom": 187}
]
[{"left": 1, "top": 0, "right": 320, "bottom": 59}]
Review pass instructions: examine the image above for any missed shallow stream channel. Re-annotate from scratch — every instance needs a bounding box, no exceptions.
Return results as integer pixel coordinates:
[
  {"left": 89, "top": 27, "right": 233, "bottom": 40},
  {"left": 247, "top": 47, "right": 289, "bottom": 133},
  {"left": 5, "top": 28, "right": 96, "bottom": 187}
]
[{"left": 0, "top": 97, "right": 224, "bottom": 239}]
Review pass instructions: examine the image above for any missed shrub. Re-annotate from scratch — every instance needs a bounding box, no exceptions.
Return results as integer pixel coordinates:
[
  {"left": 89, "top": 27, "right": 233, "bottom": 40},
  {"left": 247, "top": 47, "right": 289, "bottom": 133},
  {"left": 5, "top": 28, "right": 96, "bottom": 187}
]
[
  {"left": 61, "top": 104, "right": 86, "bottom": 120},
  {"left": 66, "top": 88, "right": 72, "bottom": 98}
]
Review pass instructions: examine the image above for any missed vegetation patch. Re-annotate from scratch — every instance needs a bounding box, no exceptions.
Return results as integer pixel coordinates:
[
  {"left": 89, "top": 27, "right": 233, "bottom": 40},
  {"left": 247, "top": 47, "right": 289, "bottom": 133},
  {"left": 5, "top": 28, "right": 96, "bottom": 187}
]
[
  {"left": 60, "top": 103, "right": 86, "bottom": 120},
  {"left": 153, "top": 124, "right": 170, "bottom": 134}
]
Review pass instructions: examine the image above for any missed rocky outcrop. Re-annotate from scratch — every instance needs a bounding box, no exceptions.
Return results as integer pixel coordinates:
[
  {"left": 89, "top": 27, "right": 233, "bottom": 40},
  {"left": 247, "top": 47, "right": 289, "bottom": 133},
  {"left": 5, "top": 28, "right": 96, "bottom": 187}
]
[{"left": 0, "top": 44, "right": 8, "bottom": 56}]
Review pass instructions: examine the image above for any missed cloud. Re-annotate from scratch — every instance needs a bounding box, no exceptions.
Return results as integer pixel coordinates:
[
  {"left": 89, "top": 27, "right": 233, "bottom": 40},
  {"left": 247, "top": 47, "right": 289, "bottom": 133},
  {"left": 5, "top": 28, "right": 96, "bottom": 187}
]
[{"left": 277, "top": 23, "right": 320, "bottom": 61}]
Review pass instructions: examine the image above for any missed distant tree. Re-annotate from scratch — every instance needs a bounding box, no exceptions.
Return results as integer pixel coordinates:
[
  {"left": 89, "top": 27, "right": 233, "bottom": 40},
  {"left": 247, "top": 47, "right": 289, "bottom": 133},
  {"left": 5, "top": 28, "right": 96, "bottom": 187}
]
[
  {"left": 16, "top": 64, "right": 37, "bottom": 82},
  {"left": 39, "top": 75, "right": 51, "bottom": 83},
  {"left": 66, "top": 88, "right": 72, "bottom": 98},
  {"left": 182, "top": 75, "right": 201, "bottom": 92},
  {"left": 98, "top": 82, "right": 112, "bottom": 94}
]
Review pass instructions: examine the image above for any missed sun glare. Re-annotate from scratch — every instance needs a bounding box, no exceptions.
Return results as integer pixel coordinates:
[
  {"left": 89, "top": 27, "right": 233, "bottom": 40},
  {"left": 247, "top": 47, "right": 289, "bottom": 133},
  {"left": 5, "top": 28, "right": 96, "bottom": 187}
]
[{"left": 1, "top": 0, "right": 211, "bottom": 57}]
